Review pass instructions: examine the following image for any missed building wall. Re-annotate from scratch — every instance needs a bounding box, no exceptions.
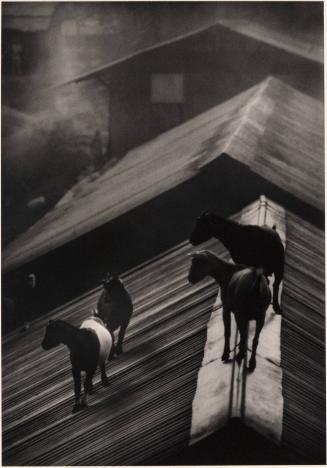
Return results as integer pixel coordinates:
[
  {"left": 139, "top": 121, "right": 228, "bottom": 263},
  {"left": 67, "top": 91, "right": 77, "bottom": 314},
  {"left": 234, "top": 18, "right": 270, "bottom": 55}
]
[{"left": 103, "top": 24, "right": 323, "bottom": 158}]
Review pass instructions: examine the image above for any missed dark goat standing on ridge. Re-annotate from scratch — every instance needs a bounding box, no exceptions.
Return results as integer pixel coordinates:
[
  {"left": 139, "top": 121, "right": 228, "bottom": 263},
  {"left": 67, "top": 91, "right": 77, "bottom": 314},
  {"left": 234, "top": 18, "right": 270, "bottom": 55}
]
[
  {"left": 96, "top": 274, "right": 133, "bottom": 357},
  {"left": 188, "top": 251, "right": 271, "bottom": 372},
  {"left": 189, "top": 212, "right": 284, "bottom": 314},
  {"left": 41, "top": 317, "right": 112, "bottom": 413}
]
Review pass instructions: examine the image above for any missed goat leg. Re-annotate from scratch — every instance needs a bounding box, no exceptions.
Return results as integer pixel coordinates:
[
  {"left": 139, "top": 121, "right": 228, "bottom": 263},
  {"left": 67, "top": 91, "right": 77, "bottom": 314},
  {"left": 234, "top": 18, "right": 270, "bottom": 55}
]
[
  {"left": 272, "top": 270, "right": 283, "bottom": 315},
  {"left": 101, "top": 364, "right": 109, "bottom": 386},
  {"left": 84, "top": 367, "right": 96, "bottom": 395},
  {"left": 248, "top": 317, "right": 264, "bottom": 372},
  {"left": 107, "top": 328, "right": 116, "bottom": 360},
  {"left": 72, "top": 369, "right": 82, "bottom": 413},
  {"left": 221, "top": 307, "right": 231, "bottom": 362},
  {"left": 236, "top": 321, "right": 247, "bottom": 366},
  {"left": 116, "top": 320, "right": 130, "bottom": 355}
]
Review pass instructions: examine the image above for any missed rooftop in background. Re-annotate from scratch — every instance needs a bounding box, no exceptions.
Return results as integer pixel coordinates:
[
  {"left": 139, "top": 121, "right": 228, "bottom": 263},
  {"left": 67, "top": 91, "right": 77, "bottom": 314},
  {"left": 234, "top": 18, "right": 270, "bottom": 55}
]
[
  {"left": 2, "top": 2, "right": 323, "bottom": 85},
  {"left": 2, "top": 197, "right": 325, "bottom": 465},
  {"left": 2, "top": 77, "right": 324, "bottom": 273},
  {"left": 54, "top": 2, "right": 323, "bottom": 87}
]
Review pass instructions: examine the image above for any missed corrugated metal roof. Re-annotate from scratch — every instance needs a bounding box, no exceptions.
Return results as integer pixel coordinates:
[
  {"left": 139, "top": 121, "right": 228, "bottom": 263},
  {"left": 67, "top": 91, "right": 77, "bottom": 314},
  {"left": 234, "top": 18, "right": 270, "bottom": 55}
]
[
  {"left": 2, "top": 77, "right": 323, "bottom": 272},
  {"left": 2, "top": 197, "right": 324, "bottom": 464},
  {"left": 2, "top": 240, "right": 219, "bottom": 465},
  {"left": 281, "top": 212, "right": 325, "bottom": 462}
]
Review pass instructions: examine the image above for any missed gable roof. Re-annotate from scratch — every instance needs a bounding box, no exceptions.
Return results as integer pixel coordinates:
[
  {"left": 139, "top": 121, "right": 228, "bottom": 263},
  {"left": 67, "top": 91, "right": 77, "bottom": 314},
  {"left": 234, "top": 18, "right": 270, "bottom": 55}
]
[
  {"left": 53, "top": 4, "right": 323, "bottom": 88},
  {"left": 2, "top": 77, "right": 323, "bottom": 273},
  {"left": 2, "top": 197, "right": 324, "bottom": 464}
]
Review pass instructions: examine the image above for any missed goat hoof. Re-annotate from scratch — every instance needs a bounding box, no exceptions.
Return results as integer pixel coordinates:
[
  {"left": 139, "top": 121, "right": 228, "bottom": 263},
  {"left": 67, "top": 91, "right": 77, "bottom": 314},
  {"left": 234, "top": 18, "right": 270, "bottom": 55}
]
[
  {"left": 116, "top": 346, "right": 123, "bottom": 356},
  {"left": 221, "top": 351, "right": 230, "bottom": 362},
  {"left": 247, "top": 362, "right": 256, "bottom": 373},
  {"left": 108, "top": 347, "right": 116, "bottom": 360},
  {"left": 72, "top": 403, "right": 81, "bottom": 413},
  {"left": 273, "top": 304, "right": 282, "bottom": 315}
]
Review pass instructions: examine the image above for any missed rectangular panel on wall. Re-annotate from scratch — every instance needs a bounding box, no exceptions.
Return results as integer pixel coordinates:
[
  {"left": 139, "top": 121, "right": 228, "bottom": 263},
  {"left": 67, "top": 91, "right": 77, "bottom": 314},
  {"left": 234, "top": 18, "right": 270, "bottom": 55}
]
[{"left": 151, "top": 74, "right": 184, "bottom": 103}]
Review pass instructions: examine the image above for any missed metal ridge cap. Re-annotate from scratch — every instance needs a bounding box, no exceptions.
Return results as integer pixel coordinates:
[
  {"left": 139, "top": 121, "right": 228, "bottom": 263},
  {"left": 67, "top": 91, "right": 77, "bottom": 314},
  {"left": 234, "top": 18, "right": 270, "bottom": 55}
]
[{"left": 190, "top": 195, "right": 286, "bottom": 445}]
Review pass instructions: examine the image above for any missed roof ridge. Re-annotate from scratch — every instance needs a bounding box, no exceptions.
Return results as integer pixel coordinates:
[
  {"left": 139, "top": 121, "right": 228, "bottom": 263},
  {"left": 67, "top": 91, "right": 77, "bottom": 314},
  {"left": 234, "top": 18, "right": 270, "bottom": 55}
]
[
  {"left": 222, "top": 76, "right": 322, "bottom": 163},
  {"left": 222, "top": 77, "right": 274, "bottom": 160}
]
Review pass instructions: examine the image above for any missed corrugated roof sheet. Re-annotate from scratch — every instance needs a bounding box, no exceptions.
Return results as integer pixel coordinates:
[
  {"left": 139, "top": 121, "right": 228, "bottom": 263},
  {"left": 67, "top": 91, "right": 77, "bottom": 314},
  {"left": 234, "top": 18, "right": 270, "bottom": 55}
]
[
  {"left": 281, "top": 212, "right": 325, "bottom": 462},
  {"left": 2, "top": 240, "right": 219, "bottom": 465},
  {"left": 2, "top": 198, "right": 325, "bottom": 464},
  {"left": 2, "top": 77, "right": 323, "bottom": 272}
]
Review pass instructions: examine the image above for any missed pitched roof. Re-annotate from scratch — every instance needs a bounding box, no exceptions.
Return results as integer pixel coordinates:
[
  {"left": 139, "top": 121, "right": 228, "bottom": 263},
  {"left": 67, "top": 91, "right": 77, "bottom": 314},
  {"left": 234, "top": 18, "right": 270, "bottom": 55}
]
[
  {"left": 52, "top": 4, "right": 322, "bottom": 87},
  {"left": 3, "top": 77, "right": 323, "bottom": 273},
  {"left": 2, "top": 197, "right": 324, "bottom": 464},
  {"left": 281, "top": 210, "right": 325, "bottom": 460}
]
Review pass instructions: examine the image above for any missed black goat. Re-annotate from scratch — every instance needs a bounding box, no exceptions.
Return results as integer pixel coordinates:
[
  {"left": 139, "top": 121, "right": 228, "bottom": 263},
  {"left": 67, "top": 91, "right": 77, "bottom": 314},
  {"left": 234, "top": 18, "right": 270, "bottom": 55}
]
[
  {"left": 190, "top": 212, "right": 284, "bottom": 314},
  {"left": 96, "top": 274, "right": 133, "bottom": 356},
  {"left": 188, "top": 250, "right": 271, "bottom": 372},
  {"left": 42, "top": 317, "right": 112, "bottom": 413}
]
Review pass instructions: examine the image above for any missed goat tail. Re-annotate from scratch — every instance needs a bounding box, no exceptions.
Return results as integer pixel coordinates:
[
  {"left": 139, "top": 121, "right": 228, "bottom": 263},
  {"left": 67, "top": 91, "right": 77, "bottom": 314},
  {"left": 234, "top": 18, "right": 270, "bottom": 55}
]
[
  {"left": 255, "top": 267, "right": 265, "bottom": 277},
  {"left": 251, "top": 267, "right": 265, "bottom": 294}
]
